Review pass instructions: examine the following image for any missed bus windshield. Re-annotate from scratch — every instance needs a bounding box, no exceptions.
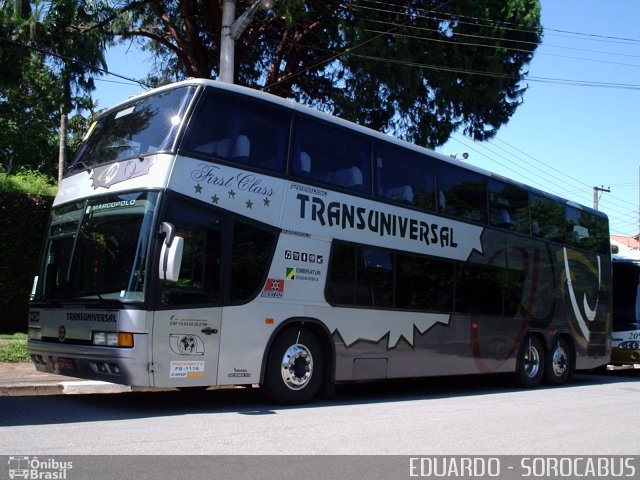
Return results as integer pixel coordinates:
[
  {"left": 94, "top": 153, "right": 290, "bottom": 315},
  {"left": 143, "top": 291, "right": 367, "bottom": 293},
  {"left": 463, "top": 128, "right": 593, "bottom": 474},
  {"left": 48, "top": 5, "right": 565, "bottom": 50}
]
[
  {"left": 34, "top": 191, "right": 158, "bottom": 303},
  {"left": 70, "top": 86, "right": 197, "bottom": 171}
]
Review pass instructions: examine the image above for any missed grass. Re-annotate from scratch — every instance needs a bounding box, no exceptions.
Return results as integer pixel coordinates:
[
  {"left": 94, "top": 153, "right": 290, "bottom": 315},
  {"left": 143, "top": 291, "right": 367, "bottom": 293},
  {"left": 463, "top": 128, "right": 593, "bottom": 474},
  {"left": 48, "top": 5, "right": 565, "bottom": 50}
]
[{"left": 0, "top": 333, "right": 29, "bottom": 363}]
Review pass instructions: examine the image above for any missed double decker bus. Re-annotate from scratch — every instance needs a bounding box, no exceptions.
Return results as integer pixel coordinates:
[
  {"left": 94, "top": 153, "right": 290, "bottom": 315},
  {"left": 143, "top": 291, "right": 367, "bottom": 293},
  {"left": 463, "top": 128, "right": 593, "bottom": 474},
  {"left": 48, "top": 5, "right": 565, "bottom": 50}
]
[
  {"left": 611, "top": 252, "right": 640, "bottom": 366},
  {"left": 27, "top": 79, "right": 611, "bottom": 404}
]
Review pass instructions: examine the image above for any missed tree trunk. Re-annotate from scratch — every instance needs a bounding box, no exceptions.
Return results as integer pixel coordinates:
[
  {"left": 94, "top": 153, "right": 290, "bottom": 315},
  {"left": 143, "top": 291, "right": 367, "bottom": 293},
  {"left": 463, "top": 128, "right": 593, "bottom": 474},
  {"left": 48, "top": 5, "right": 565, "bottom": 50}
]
[{"left": 58, "top": 109, "right": 67, "bottom": 185}]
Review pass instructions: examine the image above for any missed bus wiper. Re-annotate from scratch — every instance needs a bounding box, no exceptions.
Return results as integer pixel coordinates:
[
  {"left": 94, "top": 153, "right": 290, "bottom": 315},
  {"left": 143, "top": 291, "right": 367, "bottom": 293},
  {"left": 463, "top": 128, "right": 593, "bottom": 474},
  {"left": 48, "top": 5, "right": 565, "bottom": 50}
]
[
  {"left": 36, "top": 296, "right": 61, "bottom": 308},
  {"left": 66, "top": 159, "right": 89, "bottom": 174},
  {"left": 83, "top": 290, "right": 120, "bottom": 309},
  {"left": 46, "top": 297, "right": 61, "bottom": 307}
]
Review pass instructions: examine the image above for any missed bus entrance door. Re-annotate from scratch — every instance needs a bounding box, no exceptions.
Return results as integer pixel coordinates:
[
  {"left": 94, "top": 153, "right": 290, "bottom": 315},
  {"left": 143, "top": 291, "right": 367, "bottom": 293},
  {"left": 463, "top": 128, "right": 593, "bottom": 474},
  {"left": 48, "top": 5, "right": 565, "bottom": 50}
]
[{"left": 151, "top": 309, "right": 222, "bottom": 388}]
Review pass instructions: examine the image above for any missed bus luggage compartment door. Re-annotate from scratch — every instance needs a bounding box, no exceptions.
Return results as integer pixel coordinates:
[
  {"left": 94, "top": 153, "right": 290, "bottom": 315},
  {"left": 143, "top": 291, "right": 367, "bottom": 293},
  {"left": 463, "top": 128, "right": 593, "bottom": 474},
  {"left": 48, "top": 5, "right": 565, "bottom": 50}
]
[{"left": 151, "top": 308, "right": 222, "bottom": 387}]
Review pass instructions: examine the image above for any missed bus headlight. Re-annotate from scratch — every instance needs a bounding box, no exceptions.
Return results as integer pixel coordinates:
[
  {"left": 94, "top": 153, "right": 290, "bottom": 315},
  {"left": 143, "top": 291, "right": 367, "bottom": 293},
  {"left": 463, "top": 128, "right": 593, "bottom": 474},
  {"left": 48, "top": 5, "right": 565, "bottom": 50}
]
[{"left": 92, "top": 332, "right": 134, "bottom": 348}]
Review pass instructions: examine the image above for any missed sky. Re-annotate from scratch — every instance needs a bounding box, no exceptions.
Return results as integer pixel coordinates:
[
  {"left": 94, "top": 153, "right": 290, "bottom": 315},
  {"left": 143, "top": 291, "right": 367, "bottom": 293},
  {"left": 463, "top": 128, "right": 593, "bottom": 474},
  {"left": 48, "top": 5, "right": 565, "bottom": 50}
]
[{"left": 91, "top": 0, "right": 640, "bottom": 237}]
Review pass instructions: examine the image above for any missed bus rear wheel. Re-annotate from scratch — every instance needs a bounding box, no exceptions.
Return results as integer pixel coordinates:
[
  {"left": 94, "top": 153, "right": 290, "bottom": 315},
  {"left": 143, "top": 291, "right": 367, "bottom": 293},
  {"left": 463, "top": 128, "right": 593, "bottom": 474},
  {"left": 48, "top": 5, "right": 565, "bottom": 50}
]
[
  {"left": 263, "top": 327, "right": 324, "bottom": 405},
  {"left": 516, "top": 335, "right": 545, "bottom": 388},
  {"left": 544, "top": 336, "right": 573, "bottom": 385}
]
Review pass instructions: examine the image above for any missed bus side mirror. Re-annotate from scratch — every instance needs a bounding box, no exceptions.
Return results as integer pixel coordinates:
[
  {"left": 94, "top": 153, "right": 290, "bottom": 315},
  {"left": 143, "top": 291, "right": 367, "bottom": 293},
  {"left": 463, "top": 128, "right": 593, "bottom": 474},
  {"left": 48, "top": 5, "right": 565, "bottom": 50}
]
[{"left": 159, "top": 222, "right": 184, "bottom": 282}]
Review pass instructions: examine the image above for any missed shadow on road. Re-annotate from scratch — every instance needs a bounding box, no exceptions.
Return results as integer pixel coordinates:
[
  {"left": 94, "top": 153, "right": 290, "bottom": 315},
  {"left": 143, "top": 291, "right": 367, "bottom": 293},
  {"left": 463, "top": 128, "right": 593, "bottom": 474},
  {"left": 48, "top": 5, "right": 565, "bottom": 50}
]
[{"left": 2, "top": 369, "right": 638, "bottom": 427}]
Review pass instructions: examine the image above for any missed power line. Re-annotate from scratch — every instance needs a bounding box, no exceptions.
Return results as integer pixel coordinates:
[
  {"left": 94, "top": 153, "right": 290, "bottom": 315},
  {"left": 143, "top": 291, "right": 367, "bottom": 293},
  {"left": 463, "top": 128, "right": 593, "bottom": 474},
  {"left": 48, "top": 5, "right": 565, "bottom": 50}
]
[
  {"left": 447, "top": 134, "right": 639, "bottom": 236},
  {"left": 354, "top": 1, "right": 640, "bottom": 74},
  {"left": 348, "top": 52, "right": 640, "bottom": 90},
  {"left": 0, "top": 35, "right": 150, "bottom": 89},
  {"left": 359, "top": 0, "right": 640, "bottom": 45}
]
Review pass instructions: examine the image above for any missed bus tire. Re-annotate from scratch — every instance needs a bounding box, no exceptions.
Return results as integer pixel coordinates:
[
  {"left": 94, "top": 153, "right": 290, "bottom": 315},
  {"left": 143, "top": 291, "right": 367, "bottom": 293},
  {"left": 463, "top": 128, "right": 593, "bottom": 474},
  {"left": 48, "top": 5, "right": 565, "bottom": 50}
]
[
  {"left": 516, "top": 335, "right": 545, "bottom": 388},
  {"left": 544, "top": 336, "right": 573, "bottom": 385},
  {"left": 263, "top": 327, "right": 324, "bottom": 405}
]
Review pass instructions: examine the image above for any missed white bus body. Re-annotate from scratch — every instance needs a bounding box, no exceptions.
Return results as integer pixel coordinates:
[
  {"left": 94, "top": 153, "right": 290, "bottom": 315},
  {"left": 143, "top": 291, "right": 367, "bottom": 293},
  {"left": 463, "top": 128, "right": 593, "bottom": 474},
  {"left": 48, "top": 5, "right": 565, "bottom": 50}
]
[{"left": 28, "top": 79, "right": 611, "bottom": 403}]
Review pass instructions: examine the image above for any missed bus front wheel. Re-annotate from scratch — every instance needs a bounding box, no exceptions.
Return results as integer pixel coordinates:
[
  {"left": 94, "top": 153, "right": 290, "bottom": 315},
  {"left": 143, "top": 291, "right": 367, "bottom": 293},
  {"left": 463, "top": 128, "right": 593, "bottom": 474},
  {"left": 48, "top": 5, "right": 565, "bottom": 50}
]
[
  {"left": 263, "top": 327, "right": 324, "bottom": 405},
  {"left": 516, "top": 335, "right": 545, "bottom": 388}
]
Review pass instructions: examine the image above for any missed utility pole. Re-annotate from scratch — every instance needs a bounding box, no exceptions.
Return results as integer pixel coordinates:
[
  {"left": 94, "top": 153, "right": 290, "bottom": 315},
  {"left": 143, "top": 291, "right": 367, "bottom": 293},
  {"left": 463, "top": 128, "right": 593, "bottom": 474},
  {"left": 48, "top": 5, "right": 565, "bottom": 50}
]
[
  {"left": 220, "top": 0, "right": 275, "bottom": 83},
  {"left": 220, "top": 0, "right": 237, "bottom": 83},
  {"left": 593, "top": 185, "right": 610, "bottom": 210}
]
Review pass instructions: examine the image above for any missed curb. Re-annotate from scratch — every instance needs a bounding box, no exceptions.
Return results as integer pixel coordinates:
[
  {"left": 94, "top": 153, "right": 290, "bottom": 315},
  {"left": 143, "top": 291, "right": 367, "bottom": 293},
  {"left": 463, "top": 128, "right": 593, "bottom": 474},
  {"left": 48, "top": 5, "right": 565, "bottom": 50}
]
[
  {"left": 61, "top": 381, "right": 133, "bottom": 395},
  {"left": 0, "top": 383, "right": 64, "bottom": 397},
  {"left": 0, "top": 380, "right": 133, "bottom": 397}
]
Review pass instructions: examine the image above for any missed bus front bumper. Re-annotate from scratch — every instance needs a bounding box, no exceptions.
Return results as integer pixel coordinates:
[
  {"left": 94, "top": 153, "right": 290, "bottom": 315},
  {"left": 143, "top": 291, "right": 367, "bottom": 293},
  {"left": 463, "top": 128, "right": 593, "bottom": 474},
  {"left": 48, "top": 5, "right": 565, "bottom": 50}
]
[
  {"left": 27, "top": 336, "right": 152, "bottom": 387},
  {"left": 611, "top": 347, "right": 640, "bottom": 365}
]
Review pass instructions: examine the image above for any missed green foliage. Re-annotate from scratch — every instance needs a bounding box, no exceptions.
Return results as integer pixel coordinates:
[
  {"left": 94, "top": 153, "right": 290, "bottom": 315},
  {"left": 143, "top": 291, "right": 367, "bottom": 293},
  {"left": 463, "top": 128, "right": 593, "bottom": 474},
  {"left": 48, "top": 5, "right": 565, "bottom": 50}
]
[
  {"left": 0, "top": 1, "right": 29, "bottom": 89},
  {"left": 0, "top": 332, "right": 27, "bottom": 340},
  {"left": 0, "top": 168, "right": 57, "bottom": 196},
  {"left": 0, "top": 191, "right": 52, "bottom": 333},
  {"left": 0, "top": 340, "right": 29, "bottom": 362},
  {"left": 112, "top": 0, "right": 542, "bottom": 148},
  {"left": 0, "top": 41, "right": 61, "bottom": 174},
  {"left": 0, "top": 0, "right": 108, "bottom": 180},
  {"left": 40, "top": 0, "right": 109, "bottom": 107}
]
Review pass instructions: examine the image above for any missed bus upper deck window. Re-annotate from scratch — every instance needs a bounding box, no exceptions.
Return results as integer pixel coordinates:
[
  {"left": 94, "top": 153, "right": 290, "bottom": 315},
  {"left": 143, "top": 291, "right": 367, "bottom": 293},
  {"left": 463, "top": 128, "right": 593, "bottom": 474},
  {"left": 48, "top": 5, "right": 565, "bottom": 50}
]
[
  {"left": 181, "top": 89, "right": 289, "bottom": 174},
  {"left": 292, "top": 117, "right": 371, "bottom": 194}
]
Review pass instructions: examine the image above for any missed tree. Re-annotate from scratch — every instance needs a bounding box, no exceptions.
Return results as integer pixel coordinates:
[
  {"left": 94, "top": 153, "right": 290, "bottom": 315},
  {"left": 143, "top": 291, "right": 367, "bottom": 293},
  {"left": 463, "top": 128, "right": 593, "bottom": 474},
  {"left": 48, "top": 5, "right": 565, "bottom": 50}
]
[
  {"left": 38, "top": 0, "right": 108, "bottom": 183},
  {"left": 0, "top": 55, "right": 60, "bottom": 175},
  {"left": 3, "top": 1, "right": 108, "bottom": 181},
  {"left": 0, "top": 1, "right": 60, "bottom": 174},
  {"left": 0, "top": 1, "right": 29, "bottom": 90},
  {"left": 109, "top": 0, "right": 541, "bottom": 148}
]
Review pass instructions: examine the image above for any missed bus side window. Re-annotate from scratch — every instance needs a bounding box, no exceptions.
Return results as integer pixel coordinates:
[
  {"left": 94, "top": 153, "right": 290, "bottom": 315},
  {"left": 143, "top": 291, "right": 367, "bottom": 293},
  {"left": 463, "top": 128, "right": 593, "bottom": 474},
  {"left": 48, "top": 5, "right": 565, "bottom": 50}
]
[
  {"left": 437, "top": 164, "right": 487, "bottom": 223},
  {"left": 181, "top": 89, "right": 289, "bottom": 173},
  {"left": 374, "top": 144, "right": 435, "bottom": 211},
  {"left": 530, "top": 195, "right": 564, "bottom": 243},
  {"left": 454, "top": 264, "right": 503, "bottom": 315},
  {"left": 159, "top": 199, "right": 223, "bottom": 306},
  {"left": 359, "top": 249, "right": 393, "bottom": 308},
  {"left": 396, "top": 254, "right": 453, "bottom": 311},
  {"left": 230, "top": 222, "right": 277, "bottom": 303},
  {"left": 566, "top": 206, "right": 610, "bottom": 254},
  {"left": 160, "top": 226, "right": 222, "bottom": 306},
  {"left": 326, "top": 243, "right": 360, "bottom": 305},
  {"left": 488, "top": 180, "right": 530, "bottom": 234},
  {"left": 292, "top": 117, "right": 371, "bottom": 194}
]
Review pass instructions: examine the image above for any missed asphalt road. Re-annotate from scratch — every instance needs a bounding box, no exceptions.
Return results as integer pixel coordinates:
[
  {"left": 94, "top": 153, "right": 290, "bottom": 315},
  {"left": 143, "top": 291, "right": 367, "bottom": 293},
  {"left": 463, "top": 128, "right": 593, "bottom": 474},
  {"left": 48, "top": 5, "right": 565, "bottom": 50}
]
[{"left": 2, "top": 370, "right": 639, "bottom": 458}]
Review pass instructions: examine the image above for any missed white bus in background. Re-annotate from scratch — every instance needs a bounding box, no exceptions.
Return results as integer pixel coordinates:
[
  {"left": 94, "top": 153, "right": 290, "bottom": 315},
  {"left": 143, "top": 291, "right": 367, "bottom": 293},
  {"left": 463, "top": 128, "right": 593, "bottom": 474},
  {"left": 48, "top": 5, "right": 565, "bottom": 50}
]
[
  {"left": 27, "top": 79, "right": 611, "bottom": 404},
  {"left": 611, "top": 252, "right": 640, "bottom": 366}
]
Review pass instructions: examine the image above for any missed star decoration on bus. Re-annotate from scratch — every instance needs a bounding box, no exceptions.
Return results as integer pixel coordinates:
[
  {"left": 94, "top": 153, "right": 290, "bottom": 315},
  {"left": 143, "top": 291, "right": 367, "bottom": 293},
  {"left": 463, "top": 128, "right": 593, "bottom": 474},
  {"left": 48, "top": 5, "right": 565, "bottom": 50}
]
[{"left": 185, "top": 163, "right": 281, "bottom": 214}]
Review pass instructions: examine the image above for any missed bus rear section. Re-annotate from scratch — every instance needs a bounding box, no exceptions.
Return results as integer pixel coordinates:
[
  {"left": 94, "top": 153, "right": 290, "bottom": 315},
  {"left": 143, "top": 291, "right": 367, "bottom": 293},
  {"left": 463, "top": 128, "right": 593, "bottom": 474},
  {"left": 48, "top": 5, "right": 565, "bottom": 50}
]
[{"left": 611, "top": 254, "right": 640, "bottom": 365}]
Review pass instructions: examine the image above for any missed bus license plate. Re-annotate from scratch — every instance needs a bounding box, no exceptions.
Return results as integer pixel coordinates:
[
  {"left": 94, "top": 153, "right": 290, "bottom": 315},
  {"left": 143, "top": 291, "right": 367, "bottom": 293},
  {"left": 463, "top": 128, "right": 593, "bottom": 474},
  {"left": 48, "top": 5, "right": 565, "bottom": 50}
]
[{"left": 54, "top": 357, "right": 76, "bottom": 371}]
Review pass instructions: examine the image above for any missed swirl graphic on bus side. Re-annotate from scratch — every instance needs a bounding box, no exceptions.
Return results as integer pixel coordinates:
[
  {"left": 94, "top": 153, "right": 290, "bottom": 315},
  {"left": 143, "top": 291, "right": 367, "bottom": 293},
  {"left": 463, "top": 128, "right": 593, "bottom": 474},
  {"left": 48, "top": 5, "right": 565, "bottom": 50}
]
[{"left": 562, "top": 247, "right": 601, "bottom": 344}]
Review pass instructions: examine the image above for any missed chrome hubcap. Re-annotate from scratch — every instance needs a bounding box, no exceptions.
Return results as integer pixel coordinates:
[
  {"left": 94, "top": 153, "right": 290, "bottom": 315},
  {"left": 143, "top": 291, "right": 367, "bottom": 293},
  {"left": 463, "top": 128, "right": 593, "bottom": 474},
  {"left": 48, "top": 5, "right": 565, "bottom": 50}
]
[
  {"left": 552, "top": 345, "right": 568, "bottom": 377},
  {"left": 281, "top": 344, "right": 313, "bottom": 390},
  {"left": 524, "top": 343, "right": 540, "bottom": 378}
]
